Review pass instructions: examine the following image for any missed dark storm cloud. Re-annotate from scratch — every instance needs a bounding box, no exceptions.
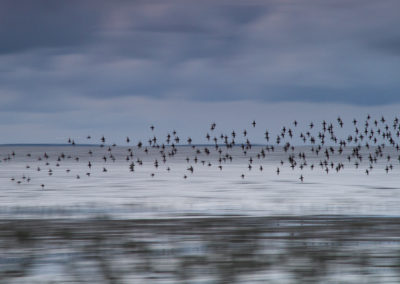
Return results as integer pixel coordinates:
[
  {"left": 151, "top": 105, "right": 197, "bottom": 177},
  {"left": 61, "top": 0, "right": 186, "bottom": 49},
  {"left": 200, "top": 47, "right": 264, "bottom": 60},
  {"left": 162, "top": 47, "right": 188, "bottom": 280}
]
[
  {"left": 372, "top": 37, "right": 400, "bottom": 56},
  {"left": 1, "top": 0, "right": 400, "bottom": 113},
  {"left": 0, "top": 0, "right": 106, "bottom": 54}
]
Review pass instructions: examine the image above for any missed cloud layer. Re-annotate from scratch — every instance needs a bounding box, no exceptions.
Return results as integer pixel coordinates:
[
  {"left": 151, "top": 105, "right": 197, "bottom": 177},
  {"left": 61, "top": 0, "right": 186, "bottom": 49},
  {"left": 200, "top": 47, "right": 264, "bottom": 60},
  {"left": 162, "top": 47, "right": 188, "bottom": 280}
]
[{"left": 1, "top": 0, "right": 400, "bottom": 142}]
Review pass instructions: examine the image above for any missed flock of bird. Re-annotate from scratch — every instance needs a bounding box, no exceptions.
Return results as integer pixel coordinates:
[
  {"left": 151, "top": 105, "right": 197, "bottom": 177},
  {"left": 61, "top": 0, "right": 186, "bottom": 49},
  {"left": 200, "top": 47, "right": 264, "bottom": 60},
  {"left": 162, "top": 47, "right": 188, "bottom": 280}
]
[{"left": 2, "top": 115, "right": 400, "bottom": 189}]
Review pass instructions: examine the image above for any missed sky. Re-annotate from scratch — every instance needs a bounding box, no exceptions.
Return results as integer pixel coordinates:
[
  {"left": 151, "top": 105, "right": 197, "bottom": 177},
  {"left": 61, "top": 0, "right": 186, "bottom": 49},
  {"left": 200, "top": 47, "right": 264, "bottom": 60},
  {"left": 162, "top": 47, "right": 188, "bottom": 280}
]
[{"left": 1, "top": 0, "right": 400, "bottom": 144}]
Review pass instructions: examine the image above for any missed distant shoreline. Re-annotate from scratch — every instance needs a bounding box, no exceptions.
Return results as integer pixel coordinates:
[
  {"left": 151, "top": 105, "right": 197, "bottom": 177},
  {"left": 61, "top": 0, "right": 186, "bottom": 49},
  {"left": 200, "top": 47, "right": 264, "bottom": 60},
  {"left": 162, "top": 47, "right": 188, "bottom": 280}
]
[
  {"left": 0, "top": 143, "right": 95, "bottom": 147},
  {"left": 0, "top": 143, "right": 389, "bottom": 147}
]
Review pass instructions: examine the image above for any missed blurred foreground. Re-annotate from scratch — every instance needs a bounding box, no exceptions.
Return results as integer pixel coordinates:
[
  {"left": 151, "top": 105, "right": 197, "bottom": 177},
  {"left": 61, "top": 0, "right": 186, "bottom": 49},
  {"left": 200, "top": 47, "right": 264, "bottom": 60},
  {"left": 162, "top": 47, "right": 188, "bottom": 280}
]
[{"left": 1, "top": 216, "right": 400, "bottom": 283}]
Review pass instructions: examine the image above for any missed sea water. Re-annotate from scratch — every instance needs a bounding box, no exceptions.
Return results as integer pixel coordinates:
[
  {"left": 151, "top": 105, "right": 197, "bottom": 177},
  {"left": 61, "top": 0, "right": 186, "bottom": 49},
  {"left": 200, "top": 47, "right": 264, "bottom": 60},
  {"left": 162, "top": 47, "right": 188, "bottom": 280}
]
[
  {"left": 0, "top": 145, "right": 399, "bottom": 219},
  {"left": 1, "top": 145, "right": 400, "bottom": 283}
]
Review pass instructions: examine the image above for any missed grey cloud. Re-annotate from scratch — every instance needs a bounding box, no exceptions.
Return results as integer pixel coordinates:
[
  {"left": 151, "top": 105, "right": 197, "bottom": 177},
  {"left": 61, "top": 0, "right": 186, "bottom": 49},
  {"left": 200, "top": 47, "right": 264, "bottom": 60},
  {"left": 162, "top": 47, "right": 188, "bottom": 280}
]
[
  {"left": 371, "top": 37, "right": 400, "bottom": 56},
  {"left": 0, "top": 0, "right": 400, "bottom": 112},
  {"left": 0, "top": 0, "right": 105, "bottom": 54}
]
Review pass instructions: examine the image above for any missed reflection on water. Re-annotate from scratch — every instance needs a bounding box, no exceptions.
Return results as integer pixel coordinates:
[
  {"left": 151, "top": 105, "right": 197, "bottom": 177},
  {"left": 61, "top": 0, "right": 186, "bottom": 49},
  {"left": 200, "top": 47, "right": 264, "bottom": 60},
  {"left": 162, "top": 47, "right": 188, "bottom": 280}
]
[
  {"left": 1, "top": 216, "right": 400, "bottom": 283},
  {"left": 2, "top": 146, "right": 400, "bottom": 218}
]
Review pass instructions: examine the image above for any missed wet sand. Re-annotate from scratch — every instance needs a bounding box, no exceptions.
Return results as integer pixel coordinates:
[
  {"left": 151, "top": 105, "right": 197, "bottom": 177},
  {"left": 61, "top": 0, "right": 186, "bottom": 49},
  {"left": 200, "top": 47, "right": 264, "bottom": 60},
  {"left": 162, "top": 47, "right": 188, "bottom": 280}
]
[{"left": 1, "top": 216, "right": 400, "bottom": 283}]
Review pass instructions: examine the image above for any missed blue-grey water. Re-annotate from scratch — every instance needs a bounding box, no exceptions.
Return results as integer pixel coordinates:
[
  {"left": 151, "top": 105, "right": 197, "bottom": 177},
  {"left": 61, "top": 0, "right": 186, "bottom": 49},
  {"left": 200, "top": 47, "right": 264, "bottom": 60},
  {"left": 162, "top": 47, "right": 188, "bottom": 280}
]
[{"left": 1, "top": 145, "right": 400, "bottom": 283}]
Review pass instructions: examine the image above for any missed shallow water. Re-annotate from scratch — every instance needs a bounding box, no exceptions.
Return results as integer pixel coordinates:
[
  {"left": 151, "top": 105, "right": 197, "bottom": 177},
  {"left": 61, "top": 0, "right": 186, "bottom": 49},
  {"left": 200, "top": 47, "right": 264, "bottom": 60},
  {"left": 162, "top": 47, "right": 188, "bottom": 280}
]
[
  {"left": 1, "top": 145, "right": 400, "bottom": 282},
  {"left": 0, "top": 145, "right": 400, "bottom": 218}
]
